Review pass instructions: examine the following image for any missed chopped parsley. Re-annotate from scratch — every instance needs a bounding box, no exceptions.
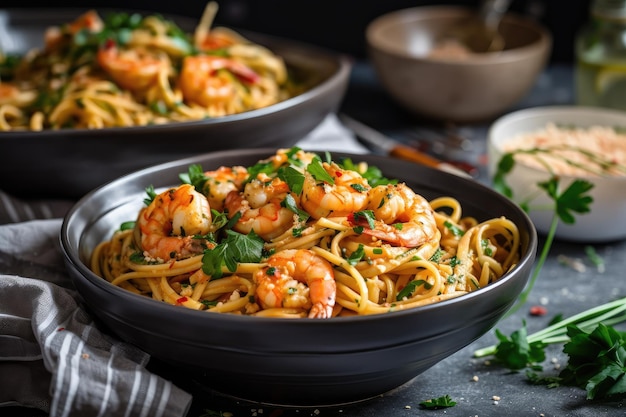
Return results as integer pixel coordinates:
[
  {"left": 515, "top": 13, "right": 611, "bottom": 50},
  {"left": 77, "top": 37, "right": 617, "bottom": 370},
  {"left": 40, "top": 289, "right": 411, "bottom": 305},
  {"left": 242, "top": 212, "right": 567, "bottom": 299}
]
[{"left": 419, "top": 394, "right": 457, "bottom": 409}]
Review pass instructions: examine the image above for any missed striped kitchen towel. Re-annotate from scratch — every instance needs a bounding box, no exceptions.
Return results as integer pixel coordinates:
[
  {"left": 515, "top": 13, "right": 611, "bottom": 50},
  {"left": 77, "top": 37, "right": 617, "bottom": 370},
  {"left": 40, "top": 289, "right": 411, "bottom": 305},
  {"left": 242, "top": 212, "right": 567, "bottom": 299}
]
[{"left": 0, "top": 219, "right": 192, "bottom": 417}]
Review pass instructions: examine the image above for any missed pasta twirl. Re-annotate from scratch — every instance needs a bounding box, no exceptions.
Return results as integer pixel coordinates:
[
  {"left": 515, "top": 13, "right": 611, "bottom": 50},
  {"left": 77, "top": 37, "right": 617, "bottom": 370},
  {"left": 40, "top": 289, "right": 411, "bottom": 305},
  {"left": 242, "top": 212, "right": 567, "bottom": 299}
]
[{"left": 90, "top": 148, "right": 522, "bottom": 318}]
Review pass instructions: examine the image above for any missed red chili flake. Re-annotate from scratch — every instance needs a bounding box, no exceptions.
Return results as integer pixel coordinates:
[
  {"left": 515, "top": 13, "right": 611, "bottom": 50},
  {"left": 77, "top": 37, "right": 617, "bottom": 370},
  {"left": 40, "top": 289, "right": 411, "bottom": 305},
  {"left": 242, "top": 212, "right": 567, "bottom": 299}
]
[
  {"left": 103, "top": 38, "right": 116, "bottom": 49},
  {"left": 335, "top": 171, "right": 343, "bottom": 177},
  {"left": 529, "top": 305, "right": 547, "bottom": 316},
  {"left": 176, "top": 296, "right": 188, "bottom": 304},
  {"left": 57, "top": 327, "right": 65, "bottom": 332}
]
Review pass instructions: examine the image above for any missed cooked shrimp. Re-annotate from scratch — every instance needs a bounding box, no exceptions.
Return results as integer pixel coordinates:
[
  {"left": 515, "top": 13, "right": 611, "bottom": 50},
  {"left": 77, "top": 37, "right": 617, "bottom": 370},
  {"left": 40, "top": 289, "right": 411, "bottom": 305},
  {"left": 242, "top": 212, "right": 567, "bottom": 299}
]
[
  {"left": 97, "top": 40, "right": 170, "bottom": 91},
  {"left": 202, "top": 165, "right": 248, "bottom": 211},
  {"left": 0, "top": 83, "right": 36, "bottom": 107},
  {"left": 263, "top": 148, "right": 318, "bottom": 171},
  {"left": 255, "top": 249, "right": 336, "bottom": 318},
  {"left": 178, "top": 55, "right": 259, "bottom": 110},
  {"left": 136, "top": 184, "right": 213, "bottom": 261},
  {"left": 300, "top": 161, "right": 370, "bottom": 219},
  {"left": 349, "top": 183, "right": 439, "bottom": 247},
  {"left": 44, "top": 10, "right": 104, "bottom": 50},
  {"left": 223, "top": 173, "right": 295, "bottom": 240},
  {"left": 197, "top": 27, "right": 246, "bottom": 51}
]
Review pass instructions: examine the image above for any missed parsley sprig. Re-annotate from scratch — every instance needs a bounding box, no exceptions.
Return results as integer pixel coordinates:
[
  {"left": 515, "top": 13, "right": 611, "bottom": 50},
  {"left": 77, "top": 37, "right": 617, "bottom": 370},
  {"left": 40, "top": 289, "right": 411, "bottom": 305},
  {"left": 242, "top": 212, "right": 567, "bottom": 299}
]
[
  {"left": 471, "top": 151, "right": 626, "bottom": 401},
  {"left": 419, "top": 394, "right": 457, "bottom": 409},
  {"left": 202, "top": 229, "right": 264, "bottom": 279},
  {"left": 474, "top": 297, "right": 626, "bottom": 400},
  {"left": 494, "top": 152, "right": 594, "bottom": 317}
]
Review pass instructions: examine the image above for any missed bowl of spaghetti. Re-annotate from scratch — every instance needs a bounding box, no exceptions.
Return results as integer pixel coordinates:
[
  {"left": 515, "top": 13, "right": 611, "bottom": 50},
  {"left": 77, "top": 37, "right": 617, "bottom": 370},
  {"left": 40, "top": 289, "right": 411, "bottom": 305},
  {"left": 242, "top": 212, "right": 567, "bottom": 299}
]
[
  {"left": 60, "top": 147, "right": 537, "bottom": 406},
  {"left": 488, "top": 105, "right": 626, "bottom": 243},
  {"left": 0, "top": 4, "right": 351, "bottom": 199}
]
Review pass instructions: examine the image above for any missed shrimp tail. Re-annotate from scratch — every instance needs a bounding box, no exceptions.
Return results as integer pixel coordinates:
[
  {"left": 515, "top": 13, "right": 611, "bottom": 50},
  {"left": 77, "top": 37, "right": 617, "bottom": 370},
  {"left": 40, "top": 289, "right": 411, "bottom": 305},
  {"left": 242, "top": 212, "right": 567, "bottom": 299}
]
[{"left": 308, "top": 278, "right": 336, "bottom": 318}]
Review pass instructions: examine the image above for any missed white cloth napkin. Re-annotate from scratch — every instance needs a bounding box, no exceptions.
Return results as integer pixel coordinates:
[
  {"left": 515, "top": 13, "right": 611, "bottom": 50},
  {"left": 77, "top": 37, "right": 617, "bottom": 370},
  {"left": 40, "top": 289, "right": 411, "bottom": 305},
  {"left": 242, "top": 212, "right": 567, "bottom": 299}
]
[
  {"left": 296, "top": 113, "right": 368, "bottom": 154},
  {"left": 0, "top": 219, "right": 192, "bottom": 416}
]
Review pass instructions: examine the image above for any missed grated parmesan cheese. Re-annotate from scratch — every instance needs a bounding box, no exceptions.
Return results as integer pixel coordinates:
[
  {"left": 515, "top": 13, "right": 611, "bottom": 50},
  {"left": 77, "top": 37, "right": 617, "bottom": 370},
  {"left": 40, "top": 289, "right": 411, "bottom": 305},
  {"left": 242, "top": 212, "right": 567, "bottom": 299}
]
[{"left": 501, "top": 122, "right": 626, "bottom": 177}]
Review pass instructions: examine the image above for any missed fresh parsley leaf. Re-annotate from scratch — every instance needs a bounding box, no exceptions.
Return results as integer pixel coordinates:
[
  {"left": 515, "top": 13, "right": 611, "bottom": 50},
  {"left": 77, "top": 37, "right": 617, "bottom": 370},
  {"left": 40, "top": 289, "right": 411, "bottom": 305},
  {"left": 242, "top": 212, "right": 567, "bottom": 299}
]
[
  {"left": 429, "top": 248, "right": 444, "bottom": 263},
  {"left": 143, "top": 185, "right": 157, "bottom": 206},
  {"left": 227, "top": 229, "right": 264, "bottom": 263},
  {"left": 492, "top": 152, "right": 516, "bottom": 198},
  {"left": 443, "top": 220, "right": 464, "bottom": 237},
  {"left": 491, "top": 145, "right": 596, "bottom": 320},
  {"left": 537, "top": 178, "right": 594, "bottom": 224},
  {"left": 246, "top": 160, "right": 275, "bottom": 180},
  {"left": 526, "top": 370, "right": 562, "bottom": 388},
  {"left": 179, "top": 164, "right": 208, "bottom": 192},
  {"left": 419, "top": 394, "right": 457, "bottom": 409},
  {"left": 560, "top": 323, "right": 626, "bottom": 400},
  {"left": 337, "top": 157, "right": 397, "bottom": 186},
  {"left": 493, "top": 322, "right": 546, "bottom": 370},
  {"left": 351, "top": 183, "right": 368, "bottom": 192},
  {"left": 201, "top": 229, "right": 263, "bottom": 278},
  {"left": 351, "top": 210, "right": 376, "bottom": 229},
  {"left": 347, "top": 244, "right": 365, "bottom": 266},
  {"left": 281, "top": 193, "right": 309, "bottom": 222},
  {"left": 396, "top": 279, "right": 432, "bottom": 301},
  {"left": 210, "top": 209, "right": 229, "bottom": 230},
  {"left": 307, "top": 156, "right": 334, "bottom": 184},
  {"left": 585, "top": 245, "right": 605, "bottom": 272},
  {"left": 119, "top": 221, "right": 135, "bottom": 231},
  {"left": 278, "top": 165, "right": 305, "bottom": 195}
]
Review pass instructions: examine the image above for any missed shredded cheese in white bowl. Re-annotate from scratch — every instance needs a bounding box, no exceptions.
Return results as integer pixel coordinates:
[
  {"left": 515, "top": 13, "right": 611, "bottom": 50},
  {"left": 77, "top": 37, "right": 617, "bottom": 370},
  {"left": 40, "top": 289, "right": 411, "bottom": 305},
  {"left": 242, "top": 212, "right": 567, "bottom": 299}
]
[
  {"left": 501, "top": 122, "right": 626, "bottom": 178},
  {"left": 488, "top": 106, "right": 626, "bottom": 243}
]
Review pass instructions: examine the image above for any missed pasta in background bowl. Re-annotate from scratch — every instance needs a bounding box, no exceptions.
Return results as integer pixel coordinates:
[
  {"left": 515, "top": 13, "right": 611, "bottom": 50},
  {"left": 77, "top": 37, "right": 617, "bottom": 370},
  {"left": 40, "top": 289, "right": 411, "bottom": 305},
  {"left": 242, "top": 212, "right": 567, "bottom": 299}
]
[
  {"left": 0, "top": 7, "right": 350, "bottom": 198},
  {"left": 60, "top": 148, "right": 538, "bottom": 406}
]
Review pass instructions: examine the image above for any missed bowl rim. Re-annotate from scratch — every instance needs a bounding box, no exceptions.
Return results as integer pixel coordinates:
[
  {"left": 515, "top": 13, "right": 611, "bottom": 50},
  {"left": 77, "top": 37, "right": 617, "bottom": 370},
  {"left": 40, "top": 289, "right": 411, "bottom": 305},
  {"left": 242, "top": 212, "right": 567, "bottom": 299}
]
[
  {"left": 0, "top": 7, "right": 352, "bottom": 138},
  {"left": 60, "top": 147, "right": 538, "bottom": 332},
  {"left": 488, "top": 105, "right": 626, "bottom": 183},
  {"left": 365, "top": 5, "right": 552, "bottom": 65}
]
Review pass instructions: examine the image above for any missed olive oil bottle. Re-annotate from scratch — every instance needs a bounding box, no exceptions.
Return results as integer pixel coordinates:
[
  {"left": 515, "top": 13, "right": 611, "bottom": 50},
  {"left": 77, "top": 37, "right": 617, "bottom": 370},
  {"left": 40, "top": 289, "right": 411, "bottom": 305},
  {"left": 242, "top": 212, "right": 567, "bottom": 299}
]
[{"left": 575, "top": 0, "right": 626, "bottom": 110}]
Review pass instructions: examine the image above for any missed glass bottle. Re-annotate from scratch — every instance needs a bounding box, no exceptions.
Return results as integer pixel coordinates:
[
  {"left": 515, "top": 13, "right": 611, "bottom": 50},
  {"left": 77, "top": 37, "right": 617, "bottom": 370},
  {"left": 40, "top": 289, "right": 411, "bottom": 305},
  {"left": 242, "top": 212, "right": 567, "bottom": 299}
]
[{"left": 575, "top": 0, "right": 626, "bottom": 110}]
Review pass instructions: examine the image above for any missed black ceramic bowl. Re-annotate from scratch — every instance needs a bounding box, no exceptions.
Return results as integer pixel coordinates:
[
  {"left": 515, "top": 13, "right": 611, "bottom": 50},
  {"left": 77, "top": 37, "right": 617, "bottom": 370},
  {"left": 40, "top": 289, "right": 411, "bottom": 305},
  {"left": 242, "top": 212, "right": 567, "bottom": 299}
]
[
  {"left": 60, "top": 149, "right": 537, "bottom": 407},
  {"left": 0, "top": 9, "right": 351, "bottom": 199}
]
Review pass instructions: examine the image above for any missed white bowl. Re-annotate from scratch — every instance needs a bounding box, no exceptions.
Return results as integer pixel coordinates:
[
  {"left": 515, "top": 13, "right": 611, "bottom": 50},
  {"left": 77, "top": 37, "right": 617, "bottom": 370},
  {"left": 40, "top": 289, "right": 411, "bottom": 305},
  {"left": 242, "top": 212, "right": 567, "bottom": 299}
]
[{"left": 487, "top": 106, "right": 626, "bottom": 243}]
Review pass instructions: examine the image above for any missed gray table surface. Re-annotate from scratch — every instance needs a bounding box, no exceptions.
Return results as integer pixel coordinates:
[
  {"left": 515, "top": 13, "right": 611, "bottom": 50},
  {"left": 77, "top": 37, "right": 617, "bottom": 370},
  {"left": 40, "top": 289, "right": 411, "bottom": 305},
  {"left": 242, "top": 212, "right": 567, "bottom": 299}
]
[{"left": 4, "top": 63, "right": 626, "bottom": 417}]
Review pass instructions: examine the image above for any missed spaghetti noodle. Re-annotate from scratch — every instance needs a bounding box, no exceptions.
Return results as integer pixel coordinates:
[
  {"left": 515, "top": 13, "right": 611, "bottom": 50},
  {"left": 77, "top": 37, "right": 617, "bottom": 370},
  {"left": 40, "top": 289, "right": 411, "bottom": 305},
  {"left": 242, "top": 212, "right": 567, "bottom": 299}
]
[
  {"left": 0, "top": 2, "right": 297, "bottom": 131},
  {"left": 90, "top": 148, "right": 522, "bottom": 318}
]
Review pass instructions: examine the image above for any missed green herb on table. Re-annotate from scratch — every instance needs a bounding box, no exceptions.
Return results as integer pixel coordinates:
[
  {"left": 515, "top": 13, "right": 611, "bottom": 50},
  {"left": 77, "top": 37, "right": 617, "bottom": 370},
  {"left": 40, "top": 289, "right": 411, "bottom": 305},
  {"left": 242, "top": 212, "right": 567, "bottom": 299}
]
[
  {"left": 473, "top": 297, "right": 626, "bottom": 400},
  {"left": 471, "top": 152, "right": 626, "bottom": 400},
  {"left": 493, "top": 152, "right": 594, "bottom": 317},
  {"left": 585, "top": 245, "right": 605, "bottom": 273},
  {"left": 419, "top": 394, "right": 457, "bottom": 409},
  {"left": 492, "top": 320, "right": 546, "bottom": 371}
]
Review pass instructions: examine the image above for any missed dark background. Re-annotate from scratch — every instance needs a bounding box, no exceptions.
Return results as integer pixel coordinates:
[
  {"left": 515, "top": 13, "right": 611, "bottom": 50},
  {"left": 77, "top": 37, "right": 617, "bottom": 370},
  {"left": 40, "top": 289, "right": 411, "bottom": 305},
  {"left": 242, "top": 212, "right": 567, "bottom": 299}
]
[{"left": 3, "top": 0, "right": 592, "bottom": 64}]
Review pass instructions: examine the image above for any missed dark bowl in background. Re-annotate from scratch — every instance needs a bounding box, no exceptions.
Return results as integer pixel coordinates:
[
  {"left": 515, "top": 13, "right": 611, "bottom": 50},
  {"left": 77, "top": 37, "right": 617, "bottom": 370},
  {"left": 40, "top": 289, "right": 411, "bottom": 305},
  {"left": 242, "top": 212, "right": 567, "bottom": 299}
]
[
  {"left": 60, "top": 148, "right": 537, "bottom": 407},
  {"left": 0, "top": 9, "right": 351, "bottom": 199}
]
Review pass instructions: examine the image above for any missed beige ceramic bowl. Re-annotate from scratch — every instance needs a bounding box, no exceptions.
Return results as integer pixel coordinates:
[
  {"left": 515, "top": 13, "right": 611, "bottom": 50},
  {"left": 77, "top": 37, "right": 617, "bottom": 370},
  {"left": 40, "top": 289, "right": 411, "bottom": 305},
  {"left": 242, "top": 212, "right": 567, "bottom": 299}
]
[
  {"left": 366, "top": 6, "right": 552, "bottom": 123},
  {"left": 488, "top": 106, "right": 626, "bottom": 243}
]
